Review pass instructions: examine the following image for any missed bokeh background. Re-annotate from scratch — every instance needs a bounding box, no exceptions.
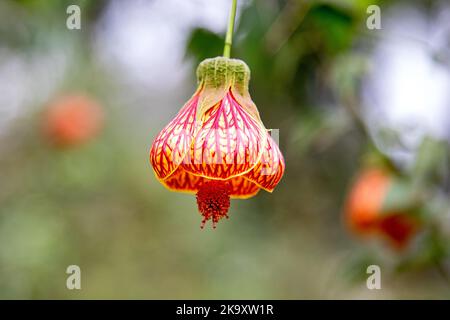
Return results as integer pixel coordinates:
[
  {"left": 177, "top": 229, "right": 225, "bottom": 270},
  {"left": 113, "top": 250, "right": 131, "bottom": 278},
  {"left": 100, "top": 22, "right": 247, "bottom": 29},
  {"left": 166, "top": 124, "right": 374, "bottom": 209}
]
[{"left": 0, "top": 0, "right": 449, "bottom": 299}]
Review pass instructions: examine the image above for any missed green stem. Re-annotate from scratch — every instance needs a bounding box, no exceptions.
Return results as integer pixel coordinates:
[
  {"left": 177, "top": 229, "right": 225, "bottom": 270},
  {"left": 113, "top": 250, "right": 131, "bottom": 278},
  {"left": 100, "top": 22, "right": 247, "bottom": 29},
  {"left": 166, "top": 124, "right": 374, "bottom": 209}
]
[{"left": 223, "top": 0, "right": 238, "bottom": 58}]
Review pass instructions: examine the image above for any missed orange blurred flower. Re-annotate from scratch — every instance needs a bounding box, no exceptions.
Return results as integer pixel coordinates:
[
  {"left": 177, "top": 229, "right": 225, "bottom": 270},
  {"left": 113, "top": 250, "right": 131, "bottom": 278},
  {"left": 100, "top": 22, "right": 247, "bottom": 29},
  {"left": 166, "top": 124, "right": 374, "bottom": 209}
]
[
  {"left": 345, "top": 168, "right": 419, "bottom": 249},
  {"left": 44, "top": 94, "right": 104, "bottom": 147},
  {"left": 150, "top": 57, "right": 285, "bottom": 228}
]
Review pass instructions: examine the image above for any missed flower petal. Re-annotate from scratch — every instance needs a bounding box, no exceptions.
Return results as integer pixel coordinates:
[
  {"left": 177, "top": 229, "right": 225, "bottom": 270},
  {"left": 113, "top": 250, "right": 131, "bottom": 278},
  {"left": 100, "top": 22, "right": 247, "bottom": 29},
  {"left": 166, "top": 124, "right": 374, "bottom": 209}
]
[
  {"left": 163, "top": 167, "right": 259, "bottom": 199},
  {"left": 182, "top": 91, "right": 267, "bottom": 180},
  {"left": 149, "top": 92, "right": 200, "bottom": 179},
  {"left": 228, "top": 176, "right": 260, "bottom": 199},
  {"left": 245, "top": 133, "right": 285, "bottom": 192}
]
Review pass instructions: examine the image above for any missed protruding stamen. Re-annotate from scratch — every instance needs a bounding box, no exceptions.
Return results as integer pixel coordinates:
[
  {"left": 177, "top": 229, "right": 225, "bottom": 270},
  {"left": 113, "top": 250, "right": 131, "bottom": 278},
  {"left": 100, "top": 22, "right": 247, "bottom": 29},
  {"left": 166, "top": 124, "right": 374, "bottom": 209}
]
[{"left": 196, "top": 180, "right": 231, "bottom": 229}]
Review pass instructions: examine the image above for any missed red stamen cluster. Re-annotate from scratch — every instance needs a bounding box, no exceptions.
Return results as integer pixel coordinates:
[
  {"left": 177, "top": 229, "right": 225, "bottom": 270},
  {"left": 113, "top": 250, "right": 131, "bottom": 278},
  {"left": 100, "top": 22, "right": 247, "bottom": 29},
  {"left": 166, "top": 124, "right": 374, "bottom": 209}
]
[{"left": 196, "top": 181, "right": 231, "bottom": 229}]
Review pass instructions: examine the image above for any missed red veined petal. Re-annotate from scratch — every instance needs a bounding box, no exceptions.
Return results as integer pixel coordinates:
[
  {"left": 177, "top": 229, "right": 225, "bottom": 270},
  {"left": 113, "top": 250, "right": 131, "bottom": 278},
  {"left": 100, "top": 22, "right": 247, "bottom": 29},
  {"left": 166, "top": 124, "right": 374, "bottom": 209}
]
[
  {"left": 150, "top": 92, "right": 200, "bottom": 179},
  {"left": 228, "top": 176, "right": 260, "bottom": 199},
  {"left": 245, "top": 133, "right": 285, "bottom": 192},
  {"left": 182, "top": 91, "right": 266, "bottom": 180},
  {"left": 162, "top": 167, "right": 260, "bottom": 199}
]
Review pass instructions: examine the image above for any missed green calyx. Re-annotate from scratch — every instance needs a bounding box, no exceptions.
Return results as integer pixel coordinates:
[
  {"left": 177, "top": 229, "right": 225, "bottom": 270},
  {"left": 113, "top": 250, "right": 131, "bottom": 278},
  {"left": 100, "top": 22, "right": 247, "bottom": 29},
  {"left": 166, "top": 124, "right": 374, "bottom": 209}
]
[
  {"left": 195, "top": 57, "right": 261, "bottom": 121},
  {"left": 196, "top": 57, "right": 251, "bottom": 96}
]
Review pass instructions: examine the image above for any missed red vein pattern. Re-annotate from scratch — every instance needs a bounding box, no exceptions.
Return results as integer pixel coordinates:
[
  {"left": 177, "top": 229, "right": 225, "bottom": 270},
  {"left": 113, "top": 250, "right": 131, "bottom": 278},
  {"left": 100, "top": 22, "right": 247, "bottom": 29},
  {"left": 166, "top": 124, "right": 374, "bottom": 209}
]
[
  {"left": 245, "top": 133, "right": 285, "bottom": 192},
  {"left": 150, "top": 87, "right": 284, "bottom": 201},
  {"left": 150, "top": 93, "right": 200, "bottom": 180},
  {"left": 181, "top": 91, "right": 266, "bottom": 180},
  {"left": 149, "top": 57, "right": 286, "bottom": 228},
  {"left": 163, "top": 167, "right": 260, "bottom": 199}
]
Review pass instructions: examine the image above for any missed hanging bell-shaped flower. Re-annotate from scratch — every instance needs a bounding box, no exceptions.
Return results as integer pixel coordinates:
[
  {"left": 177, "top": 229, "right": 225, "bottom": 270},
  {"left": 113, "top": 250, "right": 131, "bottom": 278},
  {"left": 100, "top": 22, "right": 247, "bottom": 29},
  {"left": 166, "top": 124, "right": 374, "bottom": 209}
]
[{"left": 150, "top": 57, "right": 285, "bottom": 228}]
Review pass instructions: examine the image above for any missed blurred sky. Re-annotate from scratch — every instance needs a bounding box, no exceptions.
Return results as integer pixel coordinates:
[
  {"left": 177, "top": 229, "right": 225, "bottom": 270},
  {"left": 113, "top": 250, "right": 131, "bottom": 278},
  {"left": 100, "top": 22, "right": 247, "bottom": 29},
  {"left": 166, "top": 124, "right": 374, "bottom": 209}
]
[
  {"left": 94, "top": 0, "right": 239, "bottom": 90},
  {"left": 363, "top": 2, "right": 450, "bottom": 165},
  {"left": 0, "top": 0, "right": 251, "bottom": 135}
]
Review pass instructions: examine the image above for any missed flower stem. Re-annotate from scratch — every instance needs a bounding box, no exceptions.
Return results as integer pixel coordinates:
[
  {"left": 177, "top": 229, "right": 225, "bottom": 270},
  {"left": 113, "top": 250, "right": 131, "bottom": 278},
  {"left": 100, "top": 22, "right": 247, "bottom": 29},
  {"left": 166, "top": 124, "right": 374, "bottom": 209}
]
[{"left": 223, "top": 0, "right": 238, "bottom": 58}]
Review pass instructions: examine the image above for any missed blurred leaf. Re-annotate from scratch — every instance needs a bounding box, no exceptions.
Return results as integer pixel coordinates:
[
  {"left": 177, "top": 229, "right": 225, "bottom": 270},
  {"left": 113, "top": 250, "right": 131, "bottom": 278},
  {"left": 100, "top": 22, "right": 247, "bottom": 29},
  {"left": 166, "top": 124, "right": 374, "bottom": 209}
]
[
  {"left": 186, "top": 28, "right": 224, "bottom": 65},
  {"left": 381, "top": 178, "right": 421, "bottom": 214},
  {"left": 301, "top": 4, "right": 354, "bottom": 54},
  {"left": 413, "top": 136, "right": 449, "bottom": 186},
  {"left": 341, "top": 251, "right": 380, "bottom": 283}
]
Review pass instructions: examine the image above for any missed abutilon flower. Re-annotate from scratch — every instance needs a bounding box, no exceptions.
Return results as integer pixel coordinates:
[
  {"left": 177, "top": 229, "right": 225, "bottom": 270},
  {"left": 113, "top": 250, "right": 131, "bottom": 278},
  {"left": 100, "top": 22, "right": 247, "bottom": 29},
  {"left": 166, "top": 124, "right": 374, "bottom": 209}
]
[
  {"left": 150, "top": 57, "right": 285, "bottom": 228},
  {"left": 345, "top": 168, "right": 419, "bottom": 250},
  {"left": 44, "top": 94, "right": 104, "bottom": 147}
]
